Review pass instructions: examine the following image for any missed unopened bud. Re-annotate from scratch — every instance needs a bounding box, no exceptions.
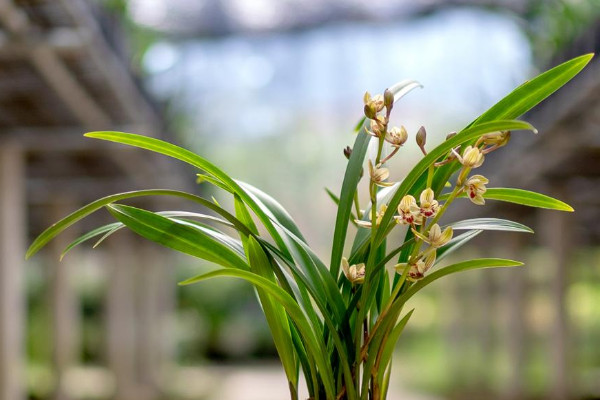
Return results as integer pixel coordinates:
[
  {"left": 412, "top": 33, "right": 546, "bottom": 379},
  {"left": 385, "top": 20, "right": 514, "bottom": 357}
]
[
  {"left": 384, "top": 89, "right": 394, "bottom": 108},
  {"left": 481, "top": 130, "right": 511, "bottom": 147},
  {"left": 343, "top": 146, "right": 352, "bottom": 160},
  {"left": 446, "top": 131, "right": 457, "bottom": 140},
  {"left": 416, "top": 126, "right": 427, "bottom": 154},
  {"left": 363, "top": 91, "right": 371, "bottom": 105}
]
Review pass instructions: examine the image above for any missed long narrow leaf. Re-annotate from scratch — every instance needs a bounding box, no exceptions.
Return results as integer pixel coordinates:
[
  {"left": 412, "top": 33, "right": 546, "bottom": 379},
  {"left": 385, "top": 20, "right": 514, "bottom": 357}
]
[
  {"left": 444, "top": 188, "right": 574, "bottom": 211},
  {"left": 107, "top": 204, "right": 249, "bottom": 270},
  {"left": 430, "top": 54, "right": 594, "bottom": 196},
  {"left": 84, "top": 131, "right": 295, "bottom": 262},
  {"left": 447, "top": 218, "right": 533, "bottom": 233},
  {"left": 401, "top": 258, "right": 523, "bottom": 303},
  {"left": 435, "top": 230, "right": 483, "bottom": 263},
  {"left": 26, "top": 189, "right": 253, "bottom": 259}
]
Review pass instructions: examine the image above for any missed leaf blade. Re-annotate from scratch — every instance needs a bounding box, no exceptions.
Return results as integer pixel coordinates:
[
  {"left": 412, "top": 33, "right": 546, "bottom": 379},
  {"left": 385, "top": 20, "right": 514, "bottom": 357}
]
[{"left": 446, "top": 188, "right": 574, "bottom": 211}]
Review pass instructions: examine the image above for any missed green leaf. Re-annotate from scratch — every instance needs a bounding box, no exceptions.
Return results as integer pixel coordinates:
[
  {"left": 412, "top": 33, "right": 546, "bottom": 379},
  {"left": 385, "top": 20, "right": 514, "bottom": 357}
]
[
  {"left": 401, "top": 258, "right": 523, "bottom": 303},
  {"left": 430, "top": 54, "right": 594, "bottom": 196},
  {"left": 179, "top": 268, "right": 337, "bottom": 400},
  {"left": 447, "top": 188, "right": 574, "bottom": 211},
  {"left": 61, "top": 211, "right": 235, "bottom": 260},
  {"left": 435, "top": 230, "right": 482, "bottom": 263},
  {"left": 447, "top": 218, "right": 533, "bottom": 233},
  {"left": 378, "top": 309, "right": 414, "bottom": 377},
  {"left": 331, "top": 128, "right": 371, "bottom": 277},
  {"left": 238, "top": 181, "right": 307, "bottom": 242},
  {"left": 107, "top": 204, "right": 249, "bottom": 270},
  {"left": 326, "top": 187, "right": 358, "bottom": 227},
  {"left": 27, "top": 189, "right": 253, "bottom": 260},
  {"left": 83, "top": 131, "right": 295, "bottom": 261},
  {"left": 473, "top": 53, "right": 594, "bottom": 125},
  {"left": 59, "top": 222, "right": 121, "bottom": 260}
]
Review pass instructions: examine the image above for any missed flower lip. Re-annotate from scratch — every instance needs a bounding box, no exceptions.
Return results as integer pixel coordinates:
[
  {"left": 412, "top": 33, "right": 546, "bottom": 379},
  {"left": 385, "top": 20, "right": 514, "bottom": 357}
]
[
  {"left": 464, "top": 174, "right": 489, "bottom": 205},
  {"left": 419, "top": 188, "right": 439, "bottom": 218}
]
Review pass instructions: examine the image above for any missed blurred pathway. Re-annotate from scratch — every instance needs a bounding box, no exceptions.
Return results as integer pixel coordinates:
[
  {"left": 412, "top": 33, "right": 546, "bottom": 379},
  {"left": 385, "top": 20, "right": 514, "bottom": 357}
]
[{"left": 164, "top": 364, "right": 443, "bottom": 400}]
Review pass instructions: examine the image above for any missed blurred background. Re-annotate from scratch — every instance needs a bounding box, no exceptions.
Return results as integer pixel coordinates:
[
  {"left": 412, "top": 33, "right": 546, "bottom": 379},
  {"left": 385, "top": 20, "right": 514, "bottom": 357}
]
[{"left": 0, "top": 0, "right": 599, "bottom": 399}]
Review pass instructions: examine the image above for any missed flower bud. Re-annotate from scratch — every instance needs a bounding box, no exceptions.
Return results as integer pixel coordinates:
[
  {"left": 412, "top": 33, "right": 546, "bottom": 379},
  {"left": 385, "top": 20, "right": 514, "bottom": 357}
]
[
  {"left": 446, "top": 131, "right": 457, "bottom": 140},
  {"left": 343, "top": 146, "right": 352, "bottom": 160},
  {"left": 416, "top": 126, "right": 427, "bottom": 153},
  {"left": 482, "top": 130, "right": 511, "bottom": 147},
  {"left": 384, "top": 89, "right": 394, "bottom": 108}
]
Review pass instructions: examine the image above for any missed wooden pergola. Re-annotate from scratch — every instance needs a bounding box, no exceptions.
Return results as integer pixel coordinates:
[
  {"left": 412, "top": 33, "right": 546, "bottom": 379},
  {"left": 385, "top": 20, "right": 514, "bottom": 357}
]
[{"left": 0, "top": 1, "right": 190, "bottom": 399}]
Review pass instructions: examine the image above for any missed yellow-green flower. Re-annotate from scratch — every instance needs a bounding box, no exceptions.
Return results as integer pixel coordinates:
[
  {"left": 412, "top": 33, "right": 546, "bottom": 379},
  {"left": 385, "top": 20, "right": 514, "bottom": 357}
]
[
  {"left": 458, "top": 145, "right": 485, "bottom": 168},
  {"left": 385, "top": 126, "right": 408, "bottom": 148},
  {"left": 363, "top": 92, "right": 385, "bottom": 115},
  {"left": 355, "top": 204, "right": 387, "bottom": 229},
  {"left": 395, "top": 250, "right": 436, "bottom": 281},
  {"left": 341, "top": 257, "right": 365, "bottom": 284},
  {"left": 481, "top": 131, "right": 510, "bottom": 147},
  {"left": 395, "top": 195, "right": 423, "bottom": 225},
  {"left": 464, "top": 174, "right": 488, "bottom": 205},
  {"left": 368, "top": 161, "right": 394, "bottom": 187},
  {"left": 367, "top": 118, "right": 384, "bottom": 137},
  {"left": 412, "top": 223, "right": 453, "bottom": 248},
  {"left": 419, "top": 188, "right": 439, "bottom": 218}
]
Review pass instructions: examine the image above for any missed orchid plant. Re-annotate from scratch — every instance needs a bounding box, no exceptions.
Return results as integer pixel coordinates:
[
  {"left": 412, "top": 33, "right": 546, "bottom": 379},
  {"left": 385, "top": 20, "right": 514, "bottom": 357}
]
[{"left": 27, "top": 54, "right": 593, "bottom": 400}]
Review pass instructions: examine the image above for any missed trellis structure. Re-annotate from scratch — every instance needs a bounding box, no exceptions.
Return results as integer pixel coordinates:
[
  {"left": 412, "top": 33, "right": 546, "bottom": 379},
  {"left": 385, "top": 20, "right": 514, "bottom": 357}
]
[{"left": 0, "top": 1, "right": 189, "bottom": 399}]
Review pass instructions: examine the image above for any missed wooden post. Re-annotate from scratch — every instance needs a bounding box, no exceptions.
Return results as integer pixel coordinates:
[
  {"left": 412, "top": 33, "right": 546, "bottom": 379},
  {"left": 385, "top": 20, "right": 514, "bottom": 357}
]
[
  {"left": 539, "top": 198, "right": 572, "bottom": 399},
  {"left": 106, "top": 236, "right": 139, "bottom": 400},
  {"left": 502, "top": 233, "right": 528, "bottom": 400},
  {"left": 0, "top": 141, "right": 26, "bottom": 400},
  {"left": 136, "top": 246, "right": 168, "bottom": 399},
  {"left": 47, "top": 201, "right": 81, "bottom": 400}
]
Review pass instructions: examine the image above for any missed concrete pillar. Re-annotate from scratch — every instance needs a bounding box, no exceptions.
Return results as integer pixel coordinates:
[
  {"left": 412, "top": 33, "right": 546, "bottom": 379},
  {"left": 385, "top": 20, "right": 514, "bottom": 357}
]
[
  {"left": 539, "top": 202, "right": 572, "bottom": 400},
  {"left": 47, "top": 201, "right": 81, "bottom": 400},
  {"left": 0, "top": 141, "right": 26, "bottom": 400},
  {"left": 106, "top": 236, "right": 138, "bottom": 400},
  {"left": 136, "top": 246, "right": 167, "bottom": 399},
  {"left": 502, "top": 233, "right": 528, "bottom": 400}
]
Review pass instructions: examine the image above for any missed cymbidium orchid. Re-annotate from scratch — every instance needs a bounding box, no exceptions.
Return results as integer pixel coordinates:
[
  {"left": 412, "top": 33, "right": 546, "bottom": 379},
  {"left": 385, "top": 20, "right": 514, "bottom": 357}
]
[
  {"left": 385, "top": 126, "right": 408, "bottom": 148},
  {"left": 395, "top": 195, "right": 423, "bottom": 225},
  {"left": 395, "top": 250, "right": 437, "bottom": 281},
  {"left": 341, "top": 257, "right": 366, "bottom": 284},
  {"left": 412, "top": 223, "right": 453, "bottom": 248},
  {"left": 464, "top": 174, "right": 489, "bottom": 205},
  {"left": 457, "top": 145, "right": 485, "bottom": 168},
  {"left": 419, "top": 188, "right": 439, "bottom": 218},
  {"left": 368, "top": 160, "right": 394, "bottom": 187},
  {"left": 27, "top": 54, "right": 590, "bottom": 400},
  {"left": 355, "top": 204, "right": 387, "bottom": 229}
]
